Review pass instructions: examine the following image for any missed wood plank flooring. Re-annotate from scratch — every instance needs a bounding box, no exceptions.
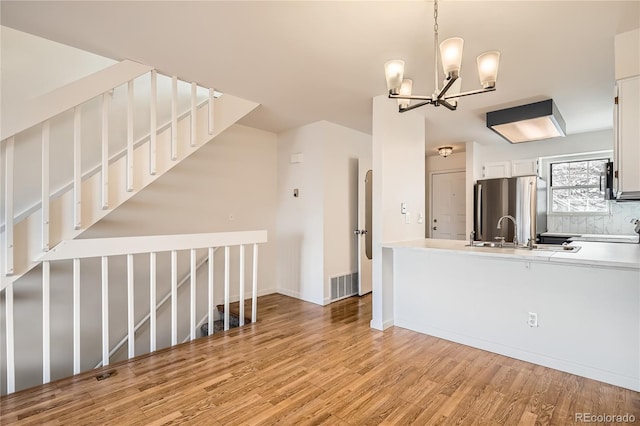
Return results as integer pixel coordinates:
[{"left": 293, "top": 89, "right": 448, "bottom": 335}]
[{"left": 1, "top": 293, "right": 638, "bottom": 425}]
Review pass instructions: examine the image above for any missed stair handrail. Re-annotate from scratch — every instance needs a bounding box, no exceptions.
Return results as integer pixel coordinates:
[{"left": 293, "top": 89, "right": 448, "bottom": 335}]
[
  {"left": 2, "top": 230, "right": 265, "bottom": 394},
  {"left": 1, "top": 60, "right": 153, "bottom": 141},
  {"left": 0, "top": 96, "right": 209, "bottom": 233}
]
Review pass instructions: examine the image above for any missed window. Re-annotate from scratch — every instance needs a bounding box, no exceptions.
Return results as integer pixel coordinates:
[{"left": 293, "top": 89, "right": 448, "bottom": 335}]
[{"left": 549, "top": 158, "right": 609, "bottom": 213}]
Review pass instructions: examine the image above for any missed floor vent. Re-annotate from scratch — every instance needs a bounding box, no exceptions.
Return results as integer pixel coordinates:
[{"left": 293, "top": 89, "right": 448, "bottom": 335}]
[
  {"left": 95, "top": 370, "right": 117, "bottom": 381},
  {"left": 330, "top": 272, "right": 358, "bottom": 301}
]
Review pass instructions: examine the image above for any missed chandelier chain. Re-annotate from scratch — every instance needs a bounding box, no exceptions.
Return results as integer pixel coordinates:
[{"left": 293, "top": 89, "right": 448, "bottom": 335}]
[
  {"left": 433, "top": 0, "right": 438, "bottom": 35},
  {"left": 433, "top": 0, "right": 439, "bottom": 92}
]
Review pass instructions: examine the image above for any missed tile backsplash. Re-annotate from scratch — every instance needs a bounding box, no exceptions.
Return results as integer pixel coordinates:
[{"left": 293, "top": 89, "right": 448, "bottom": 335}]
[{"left": 547, "top": 201, "right": 640, "bottom": 235}]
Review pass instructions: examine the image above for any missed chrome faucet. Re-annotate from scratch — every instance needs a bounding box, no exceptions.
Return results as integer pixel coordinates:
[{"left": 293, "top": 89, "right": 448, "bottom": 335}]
[
  {"left": 631, "top": 218, "right": 640, "bottom": 243},
  {"left": 497, "top": 215, "right": 518, "bottom": 246}
]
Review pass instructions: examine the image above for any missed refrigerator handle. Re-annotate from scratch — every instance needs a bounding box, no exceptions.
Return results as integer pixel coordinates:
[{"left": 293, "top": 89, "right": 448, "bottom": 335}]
[
  {"left": 529, "top": 181, "right": 536, "bottom": 244},
  {"left": 599, "top": 172, "right": 604, "bottom": 193},
  {"left": 475, "top": 183, "right": 482, "bottom": 239}
]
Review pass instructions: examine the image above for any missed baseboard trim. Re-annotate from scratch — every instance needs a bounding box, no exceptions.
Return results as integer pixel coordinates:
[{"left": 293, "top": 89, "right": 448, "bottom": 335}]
[
  {"left": 275, "top": 288, "right": 324, "bottom": 306},
  {"left": 394, "top": 319, "right": 640, "bottom": 392}
]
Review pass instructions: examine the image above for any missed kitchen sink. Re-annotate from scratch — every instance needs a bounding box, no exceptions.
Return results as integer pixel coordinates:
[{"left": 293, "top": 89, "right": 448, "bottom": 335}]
[
  {"left": 526, "top": 244, "right": 581, "bottom": 252},
  {"left": 467, "top": 241, "right": 518, "bottom": 248},
  {"left": 467, "top": 241, "right": 581, "bottom": 253}
]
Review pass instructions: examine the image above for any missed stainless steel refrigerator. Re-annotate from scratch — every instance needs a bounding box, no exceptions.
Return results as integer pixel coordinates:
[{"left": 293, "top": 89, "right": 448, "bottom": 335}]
[{"left": 473, "top": 176, "right": 547, "bottom": 244}]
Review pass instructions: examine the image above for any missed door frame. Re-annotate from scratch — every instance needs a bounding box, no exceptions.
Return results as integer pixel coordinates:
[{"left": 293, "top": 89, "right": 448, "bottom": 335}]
[
  {"left": 357, "top": 163, "right": 372, "bottom": 296},
  {"left": 428, "top": 169, "right": 466, "bottom": 238}
]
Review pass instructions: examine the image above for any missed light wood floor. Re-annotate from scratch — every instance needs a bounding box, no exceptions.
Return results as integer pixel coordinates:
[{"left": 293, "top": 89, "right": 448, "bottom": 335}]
[{"left": 1, "top": 293, "right": 638, "bottom": 425}]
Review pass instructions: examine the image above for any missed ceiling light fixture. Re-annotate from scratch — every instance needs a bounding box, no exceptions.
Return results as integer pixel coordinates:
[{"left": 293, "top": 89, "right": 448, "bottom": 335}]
[
  {"left": 384, "top": 0, "right": 500, "bottom": 113},
  {"left": 438, "top": 146, "right": 453, "bottom": 158},
  {"left": 486, "top": 99, "right": 566, "bottom": 143}
]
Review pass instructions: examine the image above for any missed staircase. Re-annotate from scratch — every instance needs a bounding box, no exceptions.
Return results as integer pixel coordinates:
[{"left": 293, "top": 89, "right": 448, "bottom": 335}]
[
  {"left": 0, "top": 58, "right": 262, "bottom": 394},
  {"left": 1, "top": 59, "right": 259, "bottom": 289}
]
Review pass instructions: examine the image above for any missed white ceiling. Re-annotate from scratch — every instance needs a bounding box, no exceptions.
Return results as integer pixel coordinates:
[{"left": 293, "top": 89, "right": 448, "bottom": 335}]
[{"left": 2, "top": 1, "right": 638, "bottom": 154}]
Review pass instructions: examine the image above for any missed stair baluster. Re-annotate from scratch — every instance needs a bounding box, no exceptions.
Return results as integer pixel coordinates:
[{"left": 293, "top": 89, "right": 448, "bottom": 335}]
[
  {"left": 73, "top": 258, "right": 81, "bottom": 373},
  {"left": 149, "top": 70, "right": 157, "bottom": 176},
  {"left": 126, "top": 80, "right": 134, "bottom": 192},
  {"left": 73, "top": 107, "right": 82, "bottom": 230},
  {"left": 42, "top": 260, "right": 50, "bottom": 384},
  {"left": 42, "top": 121, "right": 51, "bottom": 250},
  {"left": 191, "top": 82, "right": 198, "bottom": 147},
  {"left": 171, "top": 76, "right": 178, "bottom": 161},
  {"left": 4, "top": 137, "right": 15, "bottom": 276}
]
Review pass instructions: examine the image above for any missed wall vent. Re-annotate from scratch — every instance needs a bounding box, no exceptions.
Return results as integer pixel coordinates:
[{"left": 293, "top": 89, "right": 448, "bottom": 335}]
[{"left": 330, "top": 272, "right": 358, "bottom": 301}]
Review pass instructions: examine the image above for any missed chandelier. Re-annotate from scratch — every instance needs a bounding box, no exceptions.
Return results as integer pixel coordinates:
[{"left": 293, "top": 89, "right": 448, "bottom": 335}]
[{"left": 384, "top": 0, "right": 500, "bottom": 112}]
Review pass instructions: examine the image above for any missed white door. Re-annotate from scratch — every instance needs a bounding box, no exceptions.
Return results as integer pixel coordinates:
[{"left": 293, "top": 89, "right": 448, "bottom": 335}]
[
  {"left": 431, "top": 171, "right": 466, "bottom": 240},
  {"left": 356, "top": 161, "right": 372, "bottom": 295}
]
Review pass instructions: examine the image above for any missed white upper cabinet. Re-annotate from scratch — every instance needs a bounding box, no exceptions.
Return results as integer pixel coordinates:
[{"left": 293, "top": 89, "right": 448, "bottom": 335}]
[
  {"left": 614, "top": 29, "right": 640, "bottom": 198},
  {"left": 615, "top": 76, "right": 640, "bottom": 196},
  {"left": 482, "top": 161, "right": 511, "bottom": 178},
  {"left": 511, "top": 158, "right": 539, "bottom": 177},
  {"left": 482, "top": 159, "right": 538, "bottom": 179},
  {"left": 615, "top": 29, "right": 640, "bottom": 80}
]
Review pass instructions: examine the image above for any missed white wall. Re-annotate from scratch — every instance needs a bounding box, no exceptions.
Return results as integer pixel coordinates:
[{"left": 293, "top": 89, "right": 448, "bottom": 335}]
[
  {"left": 0, "top": 26, "right": 116, "bottom": 113},
  {"left": 276, "top": 123, "right": 325, "bottom": 305},
  {"left": 276, "top": 121, "right": 371, "bottom": 306},
  {"left": 426, "top": 152, "right": 466, "bottom": 173},
  {"left": 322, "top": 123, "right": 371, "bottom": 304},
  {"left": 371, "top": 95, "right": 425, "bottom": 330}
]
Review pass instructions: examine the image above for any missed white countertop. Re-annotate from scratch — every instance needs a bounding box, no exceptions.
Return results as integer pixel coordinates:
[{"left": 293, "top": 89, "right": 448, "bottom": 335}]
[{"left": 383, "top": 239, "right": 640, "bottom": 270}]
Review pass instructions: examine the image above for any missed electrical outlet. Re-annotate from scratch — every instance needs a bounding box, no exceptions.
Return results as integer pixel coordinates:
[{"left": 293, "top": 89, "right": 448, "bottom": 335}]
[{"left": 527, "top": 312, "right": 538, "bottom": 327}]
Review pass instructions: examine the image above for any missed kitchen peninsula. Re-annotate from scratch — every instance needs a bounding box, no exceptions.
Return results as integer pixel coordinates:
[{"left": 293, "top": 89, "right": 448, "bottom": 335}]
[{"left": 383, "top": 239, "right": 640, "bottom": 391}]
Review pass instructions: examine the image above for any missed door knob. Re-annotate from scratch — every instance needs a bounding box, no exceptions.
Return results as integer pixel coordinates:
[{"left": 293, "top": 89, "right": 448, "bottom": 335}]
[
  {"left": 432, "top": 226, "right": 437, "bottom": 231},
  {"left": 354, "top": 229, "right": 367, "bottom": 235}
]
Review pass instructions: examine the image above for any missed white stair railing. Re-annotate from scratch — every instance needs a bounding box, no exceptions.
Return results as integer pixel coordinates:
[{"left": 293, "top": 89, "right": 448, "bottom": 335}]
[
  {"left": 1, "top": 230, "right": 266, "bottom": 395},
  {"left": 95, "top": 250, "right": 213, "bottom": 369},
  {"left": 0, "top": 61, "right": 237, "bottom": 290}
]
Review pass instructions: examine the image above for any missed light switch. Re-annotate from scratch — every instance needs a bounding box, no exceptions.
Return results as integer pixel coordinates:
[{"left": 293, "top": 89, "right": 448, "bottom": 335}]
[
  {"left": 401, "top": 202, "right": 407, "bottom": 214},
  {"left": 418, "top": 212, "right": 424, "bottom": 224}
]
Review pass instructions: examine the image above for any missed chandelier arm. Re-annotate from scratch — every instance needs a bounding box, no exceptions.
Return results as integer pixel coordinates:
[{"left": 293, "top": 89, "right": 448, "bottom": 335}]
[
  {"left": 441, "top": 87, "right": 496, "bottom": 100},
  {"left": 389, "top": 93, "right": 434, "bottom": 101},
  {"left": 436, "top": 76, "right": 458, "bottom": 100},
  {"left": 399, "top": 100, "right": 434, "bottom": 113},
  {"left": 439, "top": 100, "right": 457, "bottom": 111}
]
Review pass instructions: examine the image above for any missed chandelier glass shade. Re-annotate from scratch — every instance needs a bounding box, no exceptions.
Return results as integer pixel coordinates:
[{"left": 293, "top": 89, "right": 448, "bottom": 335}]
[{"left": 384, "top": 0, "right": 500, "bottom": 112}]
